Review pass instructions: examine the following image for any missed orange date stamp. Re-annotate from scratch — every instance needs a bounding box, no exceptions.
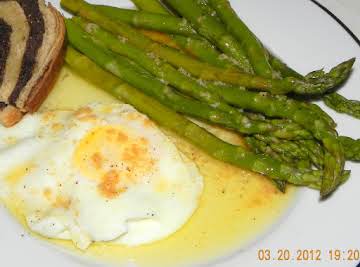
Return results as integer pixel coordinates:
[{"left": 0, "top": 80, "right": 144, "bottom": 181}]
[{"left": 257, "top": 249, "right": 360, "bottom": 262}]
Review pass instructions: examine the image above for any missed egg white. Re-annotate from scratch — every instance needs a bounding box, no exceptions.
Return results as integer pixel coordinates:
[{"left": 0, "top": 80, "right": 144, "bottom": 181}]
[{"left": 0, "top": 103, "right": 203, "bottom": 250}]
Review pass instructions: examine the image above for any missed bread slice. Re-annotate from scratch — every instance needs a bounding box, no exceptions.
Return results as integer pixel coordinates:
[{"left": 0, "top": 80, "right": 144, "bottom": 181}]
[
  {"left": 0, "top": 18, "right": 12, "bottom": 86},
  {"left": 0, "top": 1, "right": 30, "bottom": 102},
  {"left": 0, "top": 0, "right": 65, "bottom": 127}
]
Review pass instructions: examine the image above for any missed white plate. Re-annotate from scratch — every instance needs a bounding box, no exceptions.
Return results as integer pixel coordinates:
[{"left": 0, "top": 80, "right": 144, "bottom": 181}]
[{"left": 1, "top": 0, "right": 359, "bottom": 266}]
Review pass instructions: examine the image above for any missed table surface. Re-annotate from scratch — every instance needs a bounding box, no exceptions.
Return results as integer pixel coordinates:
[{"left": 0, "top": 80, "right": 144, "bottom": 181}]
[{"left": 318, "top": 0, "right": 360, "bottom": 38}]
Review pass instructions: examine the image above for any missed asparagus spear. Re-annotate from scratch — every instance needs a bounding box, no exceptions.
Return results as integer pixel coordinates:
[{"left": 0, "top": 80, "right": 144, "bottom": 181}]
[
  {"left": 254, "top": 135, "right": 311, "bottom": 161},
  {"left": 297, "top": 140, "right": 324, "bottom": 168},
  {"left": 95, "top": 4, "right": 240, "bottom": 69},
  {"left": 245, "top": 137, "right": 312, "bottom": 170},
  {"left": 75, "top": 18, "right": 238, "bottom": 114},
  {"left": 65, "top": 46, "right": 123, "bottom": 90},
  {"left": 139, "top": 33, "right": 335, "bottom": 128},
  {"left": 163, "top": 0, "right": 253, "bottom": 73},
  {"left": 75, "top": 18, "right": 314, "bottom": 141},
  {"left": 207, "top": 0, "right": 274, "bottom": 78},
  {"left": 130, "top": 0, "right": 243, "bottom": 69},
  {"left": 170, "top": 35, "right": 239, "bottom": 68},
  {"left": 64, "top": 44, "right": 323, "bottom": 188},
  {"left": 94, "top": 6, "right": 198, "bottom": 37},
  {"left": 62, "top": 0, "right": 248, "bottom": 81},
  {"left": 254, "top": 135, "right": 325, "bottom": 169},
  {"left": 61, "top": 0, "right": 354, "bottom": 96},
  {"left": 265, "top": 54, "right": 336, "bottom": 127},
  {"left": 132, "top": 0, "right": 355, "bottom": 95},
  {"left": 324, "top": 93, "right": 360, "bottom": 119},
  {"left": 139, "top": 29, "right": 180, "bottom": 49},
  {"left": 247, "top": 136, "right": 352, "bottom": 191},
  {"left": 71, "top": 19, "right": 313, "bottom": 141},
  {"left": 339, "top": 136, "right": 360, "bottom": 161},
  {"left": 203, "top": 84, "right": 345, "bottom": 195}
]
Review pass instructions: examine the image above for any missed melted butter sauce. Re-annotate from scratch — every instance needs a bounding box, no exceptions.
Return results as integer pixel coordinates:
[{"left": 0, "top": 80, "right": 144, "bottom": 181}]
[{"left": 2, "top": 67, "right": 297, "bottom": 267}]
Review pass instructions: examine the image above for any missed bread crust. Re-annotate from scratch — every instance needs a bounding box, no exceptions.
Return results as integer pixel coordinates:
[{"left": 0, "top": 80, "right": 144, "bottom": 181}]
[
  {"left": 0, "top": 105, "right": 23, "bottom": 127},
  {"left": 0, "top": 4, "right": 65, "bottom": 127},
  {"left": 25, "top": 5, "right": 66, "bottom": 113}
]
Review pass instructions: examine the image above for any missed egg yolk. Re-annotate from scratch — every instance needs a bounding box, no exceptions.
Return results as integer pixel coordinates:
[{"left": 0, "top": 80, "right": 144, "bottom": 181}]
[{"left": 73, "top": 126, "right": 156, "bottom": 198}]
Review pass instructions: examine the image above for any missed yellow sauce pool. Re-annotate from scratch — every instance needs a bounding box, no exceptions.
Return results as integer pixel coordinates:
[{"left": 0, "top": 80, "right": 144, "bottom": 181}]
[{"left": 2, "top": 67, "right": 297, "bottom": 267}]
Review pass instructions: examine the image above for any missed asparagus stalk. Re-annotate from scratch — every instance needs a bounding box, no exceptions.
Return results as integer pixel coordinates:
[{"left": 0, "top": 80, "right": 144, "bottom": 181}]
[
  {"left": 163, "top": 0, "right": 253, "bottom": 73},
  {"left": 133, "top": 29, "right": 241, "bottom": 70},
  {"left": 133, "top": 0, "right": 355, "bottom": 95},
  {"left": 71, "top": 18, "right": 312, "bottom": 140},
  {"left": 75, "top": 18, "right": 236, "bottom": 114},
  {"left": 245, "top": 137, "right": 312, "bottom": 170},
  {"left": 130, "top": 0, "right": 242, "bottom": 69},
  {"left": 139, "top": 33, "right": 336, "bottom": 129},
  {"left": 139, "top": 29, "right": 180, "bottom": 49},
  {"left": 339, "top": 136, "right": 360, "bottom": 161},
  {"left": 296, "top": 140, "right": 324, "bottom": 168},
  {"left": 207, "top": 0, "right": 274, "bottom": 78},
  {"left": 170, "top": 35, "right": 239, "bottom": 68},
  {"left": 76, "top": 17, "right": 314, "bottom": 140},
  {"left": 254, "top": 135, "right": 325, "bottom": 169},
  {"left": 202, "top": 83, "right": 345, "bottom": 195},
  {"left": 95, "top": 4, "right": 240, "bottom": 69},
  {"left": 254, "top": 135, "right": 312, "bottom": 161},
  {"left": 61, "top": 0, "right": 354, "bottom": 96},
  {"left": 265, "top": 54, "right": 336, "bottom": 127},
  {"left": 64, "top": 44, "right": 323, "bottom": 188},
  {"left": 65, "top": 46, "right": 123, "bottom": 90},
  {"left": 94, "top": 6, "right": 198, "bottom": 37},
  {"left": 62, "top": 0, "right": 246, "bottom": 81},
  {"left": 324, "top": 93, "right": 360, "bottom": 119}
]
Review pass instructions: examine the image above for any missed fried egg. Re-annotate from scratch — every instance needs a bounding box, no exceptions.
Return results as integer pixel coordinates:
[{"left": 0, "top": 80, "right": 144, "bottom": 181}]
[{"left": 0, "top": 103, "right": 203, "bottom": 250}]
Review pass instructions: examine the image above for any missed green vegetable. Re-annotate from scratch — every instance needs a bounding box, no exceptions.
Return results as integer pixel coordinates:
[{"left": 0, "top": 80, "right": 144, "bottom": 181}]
[
  {"left": 62, "top": 0, "right": 354, "bottom": 96},
  {"left": 201, "top": 83, "right": 345, "bottom": 195},
  {"left": 207, "top": 0, "right": 274, "bottom": 78},
  {"left": 65, "top": 46, "right": 123, "bottom": 90},
  {"left": 75, "top": 17, "right": 316, "bottom": 141},
  {"left": 265, "top": 54, "right": 336, "bottom": 127},
  {"left": 94, "top": 5, "right": 198, "bottom": 37},
  {"left": 245, "top": 137, "right": 312, "bottom": 170},
  {"left": 296, "top": 140, "right": 324, "bottom": 168},
  {"left": 163, "top": 0, "right": 254, "bottom": 73},
  {"left": 61, "top": 0, "right": 251, "bottom": 82},
  {"left": 74, "top": 18, "right": 231, "bottom": 113},
  {"left": 129, "top": 0, "right": 243, "bottom": 69},
  {"left": 339, "top": 136, "right": 360, "bottom": 161},
  {"left": 71, "top": 18, "right": 310, "bottom": 140},
  {"left": 131, "top": 1, "right": 336, "bottom": 130},
  {"left": 253, "top": 135, "right": 324, "bottom": 169},
  {"left": 254, "top": 135, "right": 312, "bottom": 161},
  {"left": 95, "top": 4, "right": 240, "bottom": 69},
  {"left": 135, "top": 0, "right": 354, "bottom": 95},
  {"left": 324, "top": 93, "right": 360, "bottom": 119},
  {"left": 64, "top": 44, "right": 323, "bottom": 188}
]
